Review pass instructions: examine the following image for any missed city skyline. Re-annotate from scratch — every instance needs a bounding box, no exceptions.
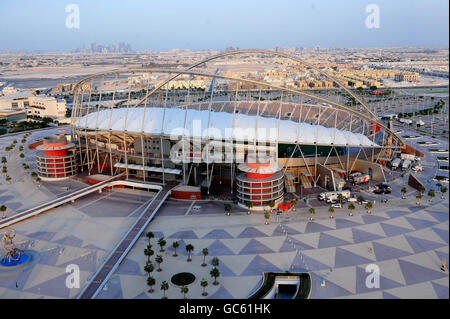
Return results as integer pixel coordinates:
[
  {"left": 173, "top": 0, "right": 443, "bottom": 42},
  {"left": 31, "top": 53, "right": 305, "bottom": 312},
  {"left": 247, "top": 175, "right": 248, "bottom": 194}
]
[{"left": 0, "top": 0, "right": 448, "bottom": 52}]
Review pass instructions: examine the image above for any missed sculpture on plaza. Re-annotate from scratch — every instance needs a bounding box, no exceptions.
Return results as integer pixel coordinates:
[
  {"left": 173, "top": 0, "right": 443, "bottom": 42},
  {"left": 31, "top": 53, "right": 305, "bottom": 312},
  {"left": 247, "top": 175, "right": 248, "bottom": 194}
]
[{"left": 1, "top": 229, "right": 29, "bottom": 266}]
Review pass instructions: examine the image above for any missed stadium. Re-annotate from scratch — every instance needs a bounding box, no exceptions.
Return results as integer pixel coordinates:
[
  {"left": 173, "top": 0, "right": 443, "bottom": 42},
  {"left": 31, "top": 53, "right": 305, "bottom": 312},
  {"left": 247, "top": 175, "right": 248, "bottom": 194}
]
[{"left": 67, "top": 50, "right": 404, "bottom": 211}]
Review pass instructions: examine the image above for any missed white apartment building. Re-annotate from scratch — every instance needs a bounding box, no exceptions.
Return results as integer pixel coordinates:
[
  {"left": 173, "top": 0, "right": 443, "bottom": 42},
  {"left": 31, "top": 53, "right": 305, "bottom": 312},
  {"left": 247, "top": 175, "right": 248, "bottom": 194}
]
[{"left": 0, "top": 92, "right": 67, "bottom": 118}]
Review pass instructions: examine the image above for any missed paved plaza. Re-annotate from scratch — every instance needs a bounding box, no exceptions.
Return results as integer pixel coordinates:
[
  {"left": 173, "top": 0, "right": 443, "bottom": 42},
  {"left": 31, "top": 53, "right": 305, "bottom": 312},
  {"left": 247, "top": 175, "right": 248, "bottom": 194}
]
[{"left": 0, "top": 127, "right": 448, "bottom": 299}]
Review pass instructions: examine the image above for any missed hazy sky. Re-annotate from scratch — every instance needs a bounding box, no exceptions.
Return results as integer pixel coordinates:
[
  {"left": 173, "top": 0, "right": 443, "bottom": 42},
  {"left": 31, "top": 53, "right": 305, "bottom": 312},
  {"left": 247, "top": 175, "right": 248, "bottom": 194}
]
[{"left": 0, "top": 0, "right": 448, "bottom": 52}]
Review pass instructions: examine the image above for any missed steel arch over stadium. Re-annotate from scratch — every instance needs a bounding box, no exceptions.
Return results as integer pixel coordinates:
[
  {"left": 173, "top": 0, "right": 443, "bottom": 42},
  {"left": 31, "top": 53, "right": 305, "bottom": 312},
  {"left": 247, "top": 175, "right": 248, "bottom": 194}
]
[{"left": 70, "top": 50, "right": 403, "bottom": 208}]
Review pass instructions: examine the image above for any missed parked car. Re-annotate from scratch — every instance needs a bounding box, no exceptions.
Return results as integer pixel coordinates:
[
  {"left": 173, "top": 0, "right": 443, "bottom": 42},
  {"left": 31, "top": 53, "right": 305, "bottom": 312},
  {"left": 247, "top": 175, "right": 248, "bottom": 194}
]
[{"left": 331, "top": 202, "right": 342, "bottom": 208}]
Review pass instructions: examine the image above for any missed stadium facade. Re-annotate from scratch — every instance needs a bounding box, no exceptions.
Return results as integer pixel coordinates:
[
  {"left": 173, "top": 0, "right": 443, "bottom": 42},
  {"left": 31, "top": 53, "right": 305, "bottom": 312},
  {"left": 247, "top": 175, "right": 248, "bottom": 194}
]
[{"left": 67, "top": 50, "right": 404, "bottom": 210}]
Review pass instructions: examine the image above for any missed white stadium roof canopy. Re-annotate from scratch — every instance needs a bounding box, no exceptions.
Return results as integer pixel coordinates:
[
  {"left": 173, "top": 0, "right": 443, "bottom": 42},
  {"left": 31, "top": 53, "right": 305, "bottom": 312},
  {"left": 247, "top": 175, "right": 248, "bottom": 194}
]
[{"left": 73, "top": 107, "right": 378, "bottom": 147}]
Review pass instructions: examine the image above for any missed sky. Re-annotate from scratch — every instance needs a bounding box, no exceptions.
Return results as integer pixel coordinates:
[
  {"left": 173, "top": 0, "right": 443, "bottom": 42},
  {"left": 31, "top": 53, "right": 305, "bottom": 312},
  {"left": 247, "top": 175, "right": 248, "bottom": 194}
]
[{"left": 0, "top": 0, "right": 448, "bottom": 52}]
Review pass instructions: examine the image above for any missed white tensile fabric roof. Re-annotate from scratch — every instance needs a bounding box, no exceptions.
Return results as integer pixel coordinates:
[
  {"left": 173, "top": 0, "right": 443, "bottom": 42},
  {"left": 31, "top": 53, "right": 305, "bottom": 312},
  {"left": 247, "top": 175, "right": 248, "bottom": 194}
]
[{"left": 73, "top": 107, "right": 378, "bottom": 147}]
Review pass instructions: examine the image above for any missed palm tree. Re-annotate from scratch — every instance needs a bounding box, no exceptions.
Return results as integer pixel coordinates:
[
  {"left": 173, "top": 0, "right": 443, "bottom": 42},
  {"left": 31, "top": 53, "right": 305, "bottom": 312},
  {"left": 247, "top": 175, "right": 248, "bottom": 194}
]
[
  {"left": 211, "top": 257, "right": 219, "bottom": 268},
  {"left": 172, "top": 241, "right": 179, "bottom": 257},
  {"left": 146, "top": 232, "right": 154, "bottom": 245},
  {"left": 31, "top": 172, "right": 37, "bottom": 179},
  {"left": 144, "top": 245, "right": 154, "bottom": 264},
  {"left": 365, "top": 201, "right": 373, "bottom": 214},
  {"left": 440, "top": 186, "right": 447, "bottom": 199},
  {"left": 416, "top": 193, "right": 423, "bottom": 205},
  {"left": 224, "top": 203, "right": 232, "bottom": 216},
  {"left": 1, "top": 157, "right": 6, "bottom": 164},
  {"left": 401, "top": 187, "right": 407, "bottom": 199},
  {"left": 147, "top": 276, "right": 155, "bottom": 293},
  {"left": 158, "top": 237, "right": 166, "bottom": 252},
  {"left": 36, "top": 177, "right": 41, "bottom": 186},
  {"left": 210, "top": 267, "right": 221, "bottom": 285},
  {"left": 155, "top": 255, "right": 163, "bottom": 272},
  {"left": 357, "top": 195, "right": 364, "bottom": 205},
  {"left": 269, "top": 200, "right": 276, "bottom": 213},
  {"left": 308, "top": 207, "right": 315, "bottom": 221},
  {"left": 181, "top": 286, "right": 189, "bottom": 299},
  {"left": 428, "top": 189, "right": 435, "bottom": 202},
  {"left": 144, "top": 263, "right": 154, "bottom": 277},
  {"left": 185, "top": 244, "right": 194, "bottom": 262},
  {"left": 160, "top": 280, "right": 169, "bottom": 299},
  {"left": 328, "top": 206, "right": 335, "bottom": 219},
  {"left": 264, "top": 211, "right": 270, "bottom": 225},
  {"left": 337, "top": 194, "right": 344, "bottom": 205},
  {"left": 419, "top": 185, "right": 425, "bottom": 194},
  {"left": 5, "top": 175, "right": 11, "bottom": 183},
  {"left": 348, "top": 203, "right": 355, "bottom": 216},
  {"left": 291, "top": 198, "right": 298, "bottom": 212},
  {"left": 201, "top": 248, "right": 209, "bottom": 267},
  {"left": 245, "top": 201, "right": 253, "bottom": 215},
  {"left": 0, "top": 205, "right": 7, "bottom": 219},
  {"left": 200, "top": 278, "right": 208, "bottom": 296}
]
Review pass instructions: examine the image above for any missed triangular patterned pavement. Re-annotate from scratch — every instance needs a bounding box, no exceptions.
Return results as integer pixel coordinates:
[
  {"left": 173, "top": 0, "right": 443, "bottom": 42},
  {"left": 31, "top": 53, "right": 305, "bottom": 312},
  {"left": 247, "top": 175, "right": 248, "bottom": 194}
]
[
  {"left": 382, "top": 291, "right": 400, "bottom": 299},
  {"left": 289, "top": 233, "right": 319, "bottom": 250},
  {"left": 431, "top": 227, "right": 449, "bottom": 244},
  {"left": 404, "top": 235, "right": 446, "bottom": 254},
  {"left": 301, "top": 248, "right": 336, "bottom": 270},
  {"left": 217, "top": 261, "right": 237, "bottom": 277},
  {"left": 398, "top": 259, "right": 448, "bottom": 286},
  {"left": 57, "top": 251, "right": 98, "bottom": 273},
  {"left": 426, "top": 210, "right": 449, "bottom": 223},
  {"left": 202, "top": 229, "right": 234, "bottom": 239},
  {"left": 380, "top": 223, "right": 413, "bottom": 237},
  {"left": 53, "top": 235, "right": 84, "bottom": 247},
  {"left": 355, "top": 266, "right": 403, "bottom": 294},
  {"left": 271, "top": 224, "right": 301, "bottom": 236},
  {"left": 318, "top": 232, "right": 353, "bottom": 249},
  {"left": 405, "top": 216, "right": 436, "bottom": 230},
  {"left": 334, "top": 247, "right": 374, "bottom": 268},
  {"left": 208, "top": 286, "right": 235, "bottom": 299},
  {"left": 372, "top": 241, "right": 411, "bottom": 262},
  {"left": 24, "top": 272, "right": 72, "bottom": 298},
  {"left": 431, "top": 281, "right": 449, "bottom": 299},
  {"left": 278, "top": 237, "right": 297, "bottom": 252},
  {"left": 239, "top": 239, "right": 275, "bottom": 255},
  {"left": 335, "top": 218, "right": 363, "bottom": 229},
  {"left": 26, "top": 231, "right": 57, "bottom": 242},
  {"left": 240, "top": 255, "right": 282, "bottom": 276},
  {"left": 309, "top": 272, "right": 353, "bottom": 298},
  {"left": 361, "top": 214, "right": 389, "bottom": 224},
  {"left": 237, "top": 227, "right": 268, "bottom": 238},
  {"left": 168, "top": 230, "right": 198, "bottom": 239},
  {"left": 352, "top": 228, "right": 384, "bottom": 243},
  {"left": 206, "top": 239, "right": 235, "bottom": 256},
  {"left": 304, "top": 221, "right": 334, "bottom": 233}
]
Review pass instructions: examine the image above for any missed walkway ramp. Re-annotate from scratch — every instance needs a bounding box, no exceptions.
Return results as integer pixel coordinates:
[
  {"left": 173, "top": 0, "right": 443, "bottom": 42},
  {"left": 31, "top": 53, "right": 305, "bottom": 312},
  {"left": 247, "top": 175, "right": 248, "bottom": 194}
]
[{"left": 77, "top": 183, "right": 175, "bottom": 299}]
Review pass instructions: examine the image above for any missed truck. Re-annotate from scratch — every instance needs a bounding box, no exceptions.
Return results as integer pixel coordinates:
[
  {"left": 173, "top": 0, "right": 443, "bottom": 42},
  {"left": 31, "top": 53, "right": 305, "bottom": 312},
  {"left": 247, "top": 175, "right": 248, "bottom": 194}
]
[
  {"left": 401, "top": 153, "right": 416, "bottom": 161},
  {"left": 390, "top": 158, "right": 401, "bottom": 169},
  {"left": 320, "top": 190, "right": 351, "bottom": 202},
  {"left": 349, "top": 172, "right": 370, "bottom": 184},
  {"left": 402, "top": 159, "right": 411, "bottom": 170}
]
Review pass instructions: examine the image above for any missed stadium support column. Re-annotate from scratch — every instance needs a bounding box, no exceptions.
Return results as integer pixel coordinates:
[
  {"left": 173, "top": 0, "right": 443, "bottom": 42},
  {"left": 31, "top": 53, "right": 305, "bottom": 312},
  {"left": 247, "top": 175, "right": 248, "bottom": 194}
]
[
  {"left": 140, "top": 79, "right": 150, "bottom": 183},
  {"left": 183, "top": 77, "right": 192, "bottom": 185},
  {"left": 206, "top": 84, "right": 215, "bottom": 195},
  {"left": 85, "top": 81, "right": 93, "bottom": 175},
  {"left": 160, "top": 75, "right": 170, "bottom": 185},
  {"left": 95, "top": 76, "right": 104, "bottom": 173},
  {"left": 346, "top": 114, "right": 353, "bottom": 180},
  {"left": 230, "top": 82, "right": 240, "bottom": 195}
]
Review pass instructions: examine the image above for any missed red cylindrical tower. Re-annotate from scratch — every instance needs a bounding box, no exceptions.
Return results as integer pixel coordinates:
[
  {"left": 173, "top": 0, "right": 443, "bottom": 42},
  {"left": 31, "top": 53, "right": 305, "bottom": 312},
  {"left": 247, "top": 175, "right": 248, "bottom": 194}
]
[
  {"left": 236, "top": 155, "right": 284, "bottom": 211},
  {"left": 36, "top": 135, "right": 77, "bottom": 180}
]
